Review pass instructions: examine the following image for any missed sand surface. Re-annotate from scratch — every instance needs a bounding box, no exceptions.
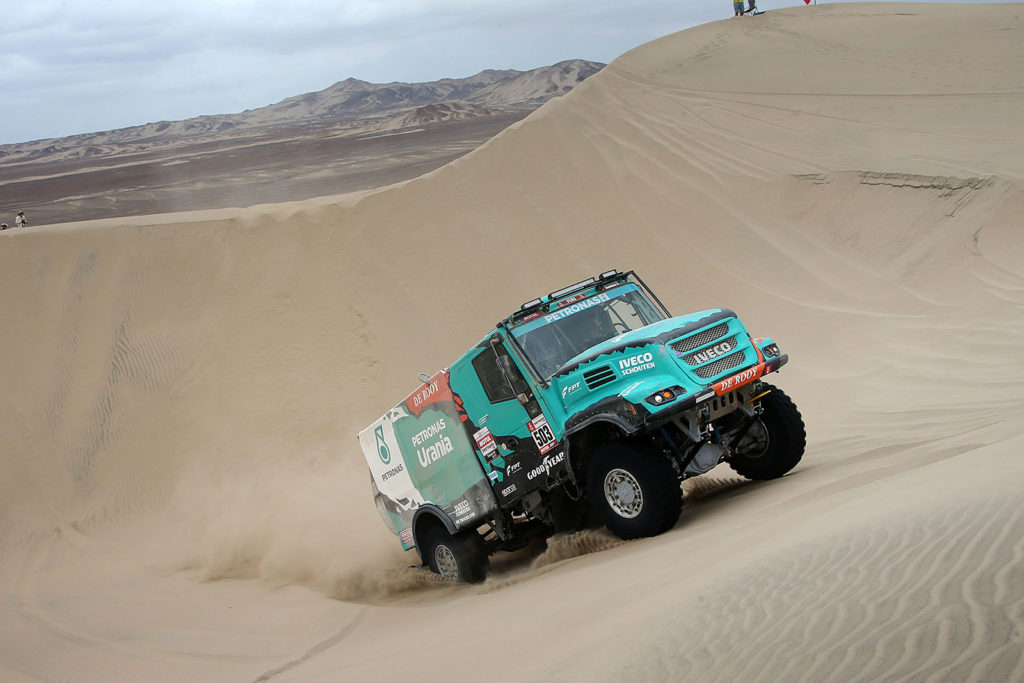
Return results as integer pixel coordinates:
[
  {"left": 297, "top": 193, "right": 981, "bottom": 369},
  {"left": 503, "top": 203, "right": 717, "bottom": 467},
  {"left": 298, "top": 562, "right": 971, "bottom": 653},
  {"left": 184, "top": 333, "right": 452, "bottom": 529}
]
[{"left": 2, "top": 4, "right": 1023, "bottom": 681}]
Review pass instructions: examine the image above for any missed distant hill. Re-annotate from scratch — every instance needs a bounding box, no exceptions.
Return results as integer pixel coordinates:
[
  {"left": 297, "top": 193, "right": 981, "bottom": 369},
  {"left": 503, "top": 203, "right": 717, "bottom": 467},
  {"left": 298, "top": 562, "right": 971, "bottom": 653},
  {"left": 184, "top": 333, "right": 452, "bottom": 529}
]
[{"left": 0, "top": 60, "right": 604, "bottom": 165}]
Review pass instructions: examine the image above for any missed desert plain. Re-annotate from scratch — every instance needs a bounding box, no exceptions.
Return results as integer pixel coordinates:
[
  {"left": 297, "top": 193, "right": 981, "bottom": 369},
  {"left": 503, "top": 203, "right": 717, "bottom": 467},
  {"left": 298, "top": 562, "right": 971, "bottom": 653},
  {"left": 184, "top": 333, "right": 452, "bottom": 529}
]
[{"left": 2, "top": 3, "right": 1023, "bottom": 682}]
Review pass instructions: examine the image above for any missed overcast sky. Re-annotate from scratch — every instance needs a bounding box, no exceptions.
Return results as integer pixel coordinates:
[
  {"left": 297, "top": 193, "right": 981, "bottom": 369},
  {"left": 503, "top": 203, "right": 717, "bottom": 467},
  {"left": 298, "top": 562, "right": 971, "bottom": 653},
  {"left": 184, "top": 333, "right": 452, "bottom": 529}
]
[{"left": 0, "top": 0, "right": 1008, "bottom": 145}]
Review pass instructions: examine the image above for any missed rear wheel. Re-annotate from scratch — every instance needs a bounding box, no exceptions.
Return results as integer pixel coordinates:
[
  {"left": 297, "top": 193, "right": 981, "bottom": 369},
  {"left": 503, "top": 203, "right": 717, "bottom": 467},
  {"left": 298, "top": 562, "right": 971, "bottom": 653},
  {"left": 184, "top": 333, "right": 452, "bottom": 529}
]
[
  {"left": 728, "top": 383, "right": 805, "bottom": 480},
  {"left": 587, "top": 441, "right": 682, "bottom": 540},
  {"left": 420, "top": 526, "right": 488, "bottom": 584}
]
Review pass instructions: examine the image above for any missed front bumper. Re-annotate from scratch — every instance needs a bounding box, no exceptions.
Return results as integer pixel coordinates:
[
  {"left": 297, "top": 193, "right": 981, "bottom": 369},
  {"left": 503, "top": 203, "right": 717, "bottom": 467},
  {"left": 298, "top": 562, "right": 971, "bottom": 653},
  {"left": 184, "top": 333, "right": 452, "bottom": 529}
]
[{"left": 644, "top": 353, "right": 789, "bottom": 425}]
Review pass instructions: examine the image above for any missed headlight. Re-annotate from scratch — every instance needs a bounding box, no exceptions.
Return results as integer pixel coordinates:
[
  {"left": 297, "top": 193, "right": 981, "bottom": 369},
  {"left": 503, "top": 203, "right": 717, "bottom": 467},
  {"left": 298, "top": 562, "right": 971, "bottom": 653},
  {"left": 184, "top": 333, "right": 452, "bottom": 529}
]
[
  {"left": 762, "top": 343, "right": 780, "bottom": 358},
  {"left": 645, "top": 386, "right": 685, "bottom": 406}
]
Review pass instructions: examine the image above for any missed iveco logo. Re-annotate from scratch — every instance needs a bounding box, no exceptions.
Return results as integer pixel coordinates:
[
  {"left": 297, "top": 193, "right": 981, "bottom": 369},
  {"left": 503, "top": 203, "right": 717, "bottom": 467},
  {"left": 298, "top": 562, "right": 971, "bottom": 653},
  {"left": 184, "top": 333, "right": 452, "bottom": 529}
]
[{"left": 692, "top": 341, "right": 733, "bottom": 363}]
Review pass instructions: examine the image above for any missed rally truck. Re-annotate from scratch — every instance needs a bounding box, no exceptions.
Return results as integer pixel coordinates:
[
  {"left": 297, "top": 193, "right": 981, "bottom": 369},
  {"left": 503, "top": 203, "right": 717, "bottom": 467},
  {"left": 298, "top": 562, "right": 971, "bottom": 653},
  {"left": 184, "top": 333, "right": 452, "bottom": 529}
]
[{"left": 358, "top": 269, "right": 805, "bottom": 582}]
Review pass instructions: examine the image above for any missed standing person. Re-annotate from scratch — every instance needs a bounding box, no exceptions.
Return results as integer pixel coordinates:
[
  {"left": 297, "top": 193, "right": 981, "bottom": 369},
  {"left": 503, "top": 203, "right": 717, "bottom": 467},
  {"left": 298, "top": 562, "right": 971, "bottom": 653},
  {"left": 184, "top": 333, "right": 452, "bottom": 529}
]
[
  {"left": 14, "top": 211, "right": 27, "bottom": 228},
  {"left": 733, "top": 0, "right": 745, "bottom": 15}
]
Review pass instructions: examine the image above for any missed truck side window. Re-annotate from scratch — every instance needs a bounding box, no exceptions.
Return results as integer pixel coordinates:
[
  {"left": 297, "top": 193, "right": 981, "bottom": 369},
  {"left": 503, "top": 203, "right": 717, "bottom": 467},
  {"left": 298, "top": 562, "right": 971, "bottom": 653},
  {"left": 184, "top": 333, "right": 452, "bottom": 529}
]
[{"left": 472, "top": 347, "right": 516, "bottom": 403}]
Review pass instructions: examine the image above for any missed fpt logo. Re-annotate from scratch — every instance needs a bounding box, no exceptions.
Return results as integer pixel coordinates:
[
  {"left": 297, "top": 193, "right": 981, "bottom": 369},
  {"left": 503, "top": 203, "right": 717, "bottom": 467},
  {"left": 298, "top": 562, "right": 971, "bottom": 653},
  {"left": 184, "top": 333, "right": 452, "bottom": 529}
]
[{"left": 375, "top": 425, "right": 391, "bottom": 464}]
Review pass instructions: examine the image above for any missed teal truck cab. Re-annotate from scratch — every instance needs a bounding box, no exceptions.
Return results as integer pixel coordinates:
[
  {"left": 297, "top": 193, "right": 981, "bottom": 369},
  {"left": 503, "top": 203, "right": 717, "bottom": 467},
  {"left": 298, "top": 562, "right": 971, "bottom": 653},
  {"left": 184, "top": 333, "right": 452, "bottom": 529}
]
[{"left": 358, "top": 269, "right": 805, "bottom": 582}]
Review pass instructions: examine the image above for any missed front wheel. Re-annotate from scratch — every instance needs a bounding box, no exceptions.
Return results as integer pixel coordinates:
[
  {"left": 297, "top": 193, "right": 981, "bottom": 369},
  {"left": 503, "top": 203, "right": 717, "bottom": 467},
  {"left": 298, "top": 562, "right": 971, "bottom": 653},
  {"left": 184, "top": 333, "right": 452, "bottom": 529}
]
[
  {"left": 728, "top": 383, "right": 805, "bottom": 480},
  {"left": 586, "top": 441, "right": 682, "bottom": 540},
  {"left": 420, "top": 526, "right": 488, "bottom": 584}
]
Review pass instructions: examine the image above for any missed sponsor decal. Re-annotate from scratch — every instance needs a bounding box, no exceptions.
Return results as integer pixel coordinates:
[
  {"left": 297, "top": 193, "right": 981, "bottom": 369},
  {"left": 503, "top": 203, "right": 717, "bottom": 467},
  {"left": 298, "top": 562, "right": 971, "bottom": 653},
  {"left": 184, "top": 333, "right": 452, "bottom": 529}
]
[
  {"left": 543, "top": 292, "right": 610, "bottom": 323},
  {"left": 412, "top": 380, "right": 439, "bottom": 408},
  {"left": 453, "top": 500, "right": 471, "bottom": 517},
  {"left": 412, "top": 417, "right": 447, "bottom": 446},
  {"left": 381, "top": 463, "right": 405, "bottom": 481},
  {"left": 473, "top": 426, "right": 499, "bottom": 462},
  {"left": 374, "top": 425, "right": 391, "bottom": 464},
  {"left": 527, "top": 414, "right": 558, "bottom": 455},
  {"left": 417, "top": 436, "right": 454, "bottom": 467},
  {"left": 561, "top": 380, "right": 582, "bottom": 399},
  {"left": 619, "top": 351, "right": 655, "bottom": 376},
  {"left": 488, "top": 470, "right": 499, "bottom": 482},
  {"left": 556, "top": 293, "right": 587, "bottom": 308},
  {"left": 506, "top": 461, "right": 522, "bottom": 476},
  {"left": 501, "top": 484, "right": 517, "bottom": 497},
  {"left": 403, "top": 371, "right": 454, "bottom": 417},
  {"left": 400, "top": 528, "right": 414, "bottom": 546},
  {"left": 713, "top": 363, "right": 765, "bottom": 396},
  {"left": 692, "top": 341, "right": 733, "bottom": 364},
  {"left": 413, "top": 417, "right": 454, "bottom": 467},
  {"left": 527, "top": 451, "right": 566, "bottom": 481}
]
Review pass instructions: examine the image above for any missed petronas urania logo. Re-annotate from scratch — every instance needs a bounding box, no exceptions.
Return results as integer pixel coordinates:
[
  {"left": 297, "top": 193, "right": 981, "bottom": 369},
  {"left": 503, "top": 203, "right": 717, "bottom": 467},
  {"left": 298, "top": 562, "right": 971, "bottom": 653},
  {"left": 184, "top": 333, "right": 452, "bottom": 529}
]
[{"left": 375, "top": 425, "right": 391, "bottom": 464}]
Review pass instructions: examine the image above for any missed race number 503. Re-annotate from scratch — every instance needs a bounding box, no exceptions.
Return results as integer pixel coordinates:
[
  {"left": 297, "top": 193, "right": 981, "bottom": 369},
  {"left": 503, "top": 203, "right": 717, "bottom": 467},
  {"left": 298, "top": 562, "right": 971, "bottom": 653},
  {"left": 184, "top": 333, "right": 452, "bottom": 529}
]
[{"left": 528, "top": 414, "right": 558, "bottom": 455}]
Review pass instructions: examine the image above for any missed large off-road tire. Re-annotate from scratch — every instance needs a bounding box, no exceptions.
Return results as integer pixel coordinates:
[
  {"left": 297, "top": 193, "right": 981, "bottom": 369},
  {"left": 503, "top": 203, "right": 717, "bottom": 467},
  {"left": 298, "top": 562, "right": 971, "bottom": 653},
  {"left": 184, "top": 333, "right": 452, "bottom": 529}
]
[
  {"left": 420, "top": 526, "right": 489, "bottom": 584},
  {"left": 728, "top": 383, "right": 806, "bottom": 480},
  {"left": 586, "top": 441, "right": 682, "bottom": 540}
]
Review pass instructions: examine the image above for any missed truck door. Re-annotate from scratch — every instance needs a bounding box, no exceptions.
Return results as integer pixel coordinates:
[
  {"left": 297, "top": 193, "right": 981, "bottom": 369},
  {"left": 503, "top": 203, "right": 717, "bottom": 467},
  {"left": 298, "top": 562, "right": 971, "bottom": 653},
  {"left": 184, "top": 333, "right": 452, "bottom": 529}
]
[{"left": 449, "top": 338, "right": 567, "bottom": 506}]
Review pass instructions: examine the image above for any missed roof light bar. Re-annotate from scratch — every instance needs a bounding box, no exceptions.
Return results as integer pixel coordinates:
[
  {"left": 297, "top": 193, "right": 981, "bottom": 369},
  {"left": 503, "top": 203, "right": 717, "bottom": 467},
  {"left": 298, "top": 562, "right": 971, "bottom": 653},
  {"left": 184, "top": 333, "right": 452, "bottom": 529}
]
[
  {"left": 518, "top": 271, "right": 622, "bottom": 314},
  {"left": 549, "top": 277, "right": 595, "bottom": 300},
  {"left": 520, "top": 297, "right": 543, "bottom": 311}
]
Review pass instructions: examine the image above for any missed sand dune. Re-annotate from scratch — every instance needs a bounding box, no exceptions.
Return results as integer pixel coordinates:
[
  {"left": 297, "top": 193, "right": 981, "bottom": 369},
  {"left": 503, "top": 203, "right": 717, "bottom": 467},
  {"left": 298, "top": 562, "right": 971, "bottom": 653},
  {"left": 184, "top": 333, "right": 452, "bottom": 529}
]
[{"left": 2, "top": 3, "right": 1023, "bottom": 681}]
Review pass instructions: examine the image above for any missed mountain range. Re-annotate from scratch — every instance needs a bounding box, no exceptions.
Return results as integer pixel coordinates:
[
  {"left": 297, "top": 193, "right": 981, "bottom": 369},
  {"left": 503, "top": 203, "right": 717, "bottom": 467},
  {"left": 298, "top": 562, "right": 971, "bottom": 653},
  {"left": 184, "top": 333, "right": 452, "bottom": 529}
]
[{"left": 0, "top": 59, "right": 605, "bottom": 164}]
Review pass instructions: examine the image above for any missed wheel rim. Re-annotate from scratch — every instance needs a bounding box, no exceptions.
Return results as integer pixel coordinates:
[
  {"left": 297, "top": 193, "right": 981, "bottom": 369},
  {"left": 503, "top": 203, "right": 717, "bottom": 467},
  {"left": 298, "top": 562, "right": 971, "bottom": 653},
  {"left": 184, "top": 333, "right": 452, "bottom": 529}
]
[
  {"left": 433, "top": 544, "right": 459, "bottom": 580},
  {"left": 735, "top": 419, "right": 770, "bottom": 459},
  {"left": 604, "top": 468, "right": 644, "bottom": 519}
]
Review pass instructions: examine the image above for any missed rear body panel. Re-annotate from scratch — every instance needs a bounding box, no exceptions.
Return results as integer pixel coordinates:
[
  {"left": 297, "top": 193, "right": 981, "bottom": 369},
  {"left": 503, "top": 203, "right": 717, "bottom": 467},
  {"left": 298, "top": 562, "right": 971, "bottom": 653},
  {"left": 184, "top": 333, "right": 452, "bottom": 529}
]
[{"left": 357, "top": 370, "right": 498, "bottom": 550}]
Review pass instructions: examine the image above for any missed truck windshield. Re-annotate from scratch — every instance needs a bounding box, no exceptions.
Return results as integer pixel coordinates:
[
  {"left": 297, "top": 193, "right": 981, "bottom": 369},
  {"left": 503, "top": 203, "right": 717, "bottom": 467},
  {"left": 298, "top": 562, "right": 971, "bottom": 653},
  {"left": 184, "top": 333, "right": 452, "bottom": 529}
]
[{"left": 510, "top": 283, "right": 665, "bottom": 379}]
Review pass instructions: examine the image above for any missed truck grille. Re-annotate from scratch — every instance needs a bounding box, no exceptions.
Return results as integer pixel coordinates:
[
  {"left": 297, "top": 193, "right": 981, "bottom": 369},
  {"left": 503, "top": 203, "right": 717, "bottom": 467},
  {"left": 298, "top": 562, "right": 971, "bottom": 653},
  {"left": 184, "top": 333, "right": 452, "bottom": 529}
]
[
  {"left": 671, "top": 323, "right": 729, "bottom": 355},
  {"left": 694, "top": 351, "right": 746, "bottom": 378},
  {"left": 677, "top": 335, "right": 740, "bottom": 366},
  {"left": 583, "top": 365, "right": 615, "bottom": 389},
  {"left": 671, "top": 321, "right": 748, "bottom": 379}
]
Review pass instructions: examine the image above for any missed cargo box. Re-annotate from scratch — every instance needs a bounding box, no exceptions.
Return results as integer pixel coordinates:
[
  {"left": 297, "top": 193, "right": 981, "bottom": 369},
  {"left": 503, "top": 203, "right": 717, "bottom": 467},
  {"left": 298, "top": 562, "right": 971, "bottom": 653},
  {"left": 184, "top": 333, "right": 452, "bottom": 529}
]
[{"left": 358, "top": 370, "right": 498, "bottom": 550}]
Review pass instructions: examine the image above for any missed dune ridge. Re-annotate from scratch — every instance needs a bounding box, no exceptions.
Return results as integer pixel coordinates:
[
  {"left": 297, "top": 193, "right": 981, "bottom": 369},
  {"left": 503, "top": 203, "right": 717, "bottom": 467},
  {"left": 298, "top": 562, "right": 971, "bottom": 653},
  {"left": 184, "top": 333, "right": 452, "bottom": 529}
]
[{"left": 2, "top": 3, "right": 1023, "bottom": 681}]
